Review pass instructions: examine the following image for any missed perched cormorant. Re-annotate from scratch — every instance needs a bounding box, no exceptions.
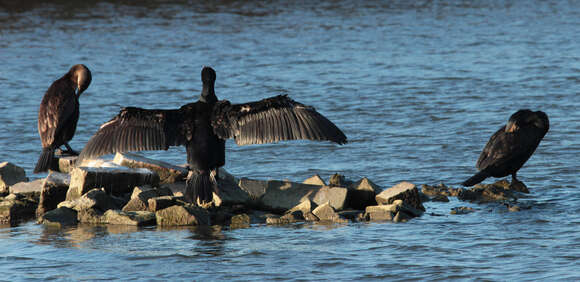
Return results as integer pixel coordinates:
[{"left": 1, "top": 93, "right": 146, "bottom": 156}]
[
  {"left": 462, "top": 109, "right": 549, "bottom": 187},
  {"left": 34, "top": 64, "right": 92, "bottom": 173},
  {"left": 79, "top": 67, "right": 347, "bottom": 204}
]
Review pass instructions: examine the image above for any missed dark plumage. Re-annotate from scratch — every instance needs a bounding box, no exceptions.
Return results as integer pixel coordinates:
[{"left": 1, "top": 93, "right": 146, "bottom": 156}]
[
  {"left": 462, "top": 109, "right": 549, "bottom": 187},
  {"left": 79, "top": 67, "right": 347, "bottom": 204},
  {"left": 35, "top": 64, "right": 92, "bottom": 173}
]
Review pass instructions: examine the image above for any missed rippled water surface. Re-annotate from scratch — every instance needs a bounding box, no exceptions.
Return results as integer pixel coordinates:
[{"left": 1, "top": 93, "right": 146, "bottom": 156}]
[{"left": 1, "top": 1, "right": 579, "bottom": 280}]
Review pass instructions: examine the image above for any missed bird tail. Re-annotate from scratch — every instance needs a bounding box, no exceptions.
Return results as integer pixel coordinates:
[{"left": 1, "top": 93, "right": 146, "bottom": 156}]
[
  {"left": 461, "top": 170, "right": 490, "bottom": 187},
  {"left": 185, "top": 170, "right": 218, "bottom": 205},
  {"left": 34, "top": 148, "right": 55, "bottom": 173}
]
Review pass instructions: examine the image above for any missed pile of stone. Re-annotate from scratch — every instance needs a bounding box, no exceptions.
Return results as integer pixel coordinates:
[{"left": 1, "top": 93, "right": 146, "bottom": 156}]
[{"left": 0, "top": 153, "right": 428, "bottom": 228}]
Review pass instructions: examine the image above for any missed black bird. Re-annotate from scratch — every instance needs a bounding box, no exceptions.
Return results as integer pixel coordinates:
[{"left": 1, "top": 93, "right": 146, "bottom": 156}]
[
  {"left": 35, "top": 64, "right": 92, "bottom": 173},
  {"left": 79, "top": 67, "right": 347, "bottom": 204},
  {"left": 462, "top": 109, "right": 549, "bottom": 187}
]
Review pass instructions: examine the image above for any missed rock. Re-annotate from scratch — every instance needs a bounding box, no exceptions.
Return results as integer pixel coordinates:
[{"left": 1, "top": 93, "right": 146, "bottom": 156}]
[
  {"left": 285, "top": 199, "right": 318, "bottom": 222},
  {"left": 122, "top": 185, "right": 173, "bottom": 212},
  {"left": 161, "top": 182, "right": 186, "bottom": 197},
  {"left": 66, "top": 166, "right": 160, "bottom": 201},
  {"left": 431, "top": 194, "right": 450, "bottom": 202},
  {"left": 393, "top": 211, "right": 413, "bottom": 223},
  {"left": 508, "top": 180, "right": 530, "bottom": 193},
  {"left": 450, "top": 206, "right": 475, "bottom": 215},
  {"left": 329, "top": 173, "right": 352, "bottom": 187},
  {"left": 36, "top": 172, "right": 70, "bottom": 217},
  {"left": 458, "top": 181, "right": 518, "bottom": 202},
  {"left": 230, "top": 214, "right": 251, "bottom": 229},
  {"left": 212, "top": 174, "right": 253, "bottom": 207},
  {"left": 421, "top": 183, "right": 462, "bottom": 197},
  {"left": 65, "top": 188, "right": 118, "bottom": 212},
  {"left": 156, "top": 205, "right": 209, "bottom": 226},
  {"left": 303, "top": 174, "right": 326, "bottom": 186},
  {"left": 312, "top": 202, "right": 344, "bottom": 222},
  {"left": 376, "top": 182, "right": 425, "bottom": 211},
  {"left": 337, "top": 210, "right": 364, "bottom": 222},
  {"left": 266, "top": 214, "right": 299, "bottom": 225},
  {"left": 258, "top": 179, "right": 348, "bottom": 213},
  {"left": 347, "top": 177, "right": 380, "bottom": 210},
  {"left": 57, "top": 155, "right": 78, "bottom": 173},
  {"left": 103, "top": 210, "right": 156, "bottom": 226},
  {"left": 311, "top": 186, "right": 348, "bottom": 211},
  {"left": 9, "top": 179, "right": 43, "bottom": 198},
  {"left": 39, "top": 207, "right": 78, "bottom": 227},
  {"left": 0, "top": 197, "right": 37, "bottom": 226},
  {"left": 238, "top": 178, "right": 269, "bottom": 200},
  {"left": 147, "top": 195, "right": 184, "bottom": 212},
  {"left": 77, "top": 208, "right": 105, "bottom": 224},
  {"left": 113, "top": 152, "right": 188, "bottom": 184},
  {"left": 0, "top": 162, "right": 28, "bottom": 195},
  {"left": 364, "top": 204, "right": 397, "bottom": 221}
]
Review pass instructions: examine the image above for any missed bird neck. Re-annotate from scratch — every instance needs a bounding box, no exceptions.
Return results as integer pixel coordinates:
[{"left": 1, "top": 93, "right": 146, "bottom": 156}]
[{"left": 200, "top": 83, "right": 217, "bottom": 103}]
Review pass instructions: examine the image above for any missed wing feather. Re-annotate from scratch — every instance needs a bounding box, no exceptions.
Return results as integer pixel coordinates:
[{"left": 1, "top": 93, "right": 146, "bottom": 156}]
[
  {"left": 211, "top": 95, "right": 347, "bottom": 145},
  {"left": 79, "top": 106, "right": 191, "bottom": 162}
]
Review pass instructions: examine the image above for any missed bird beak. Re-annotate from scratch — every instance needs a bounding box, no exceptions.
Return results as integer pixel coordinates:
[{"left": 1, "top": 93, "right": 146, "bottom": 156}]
[{"left": 505, "top": 120, "right": 518, "bottom": 133}]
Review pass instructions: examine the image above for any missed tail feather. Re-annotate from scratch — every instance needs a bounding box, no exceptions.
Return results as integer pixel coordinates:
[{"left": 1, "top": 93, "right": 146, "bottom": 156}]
[
  {"left": 462, "top": 170, "right": 490, "bottom": 187},
  {"left": 185, "top": 170, "right": 218, "bottom": 205},
  {"left": 34, "top": 148, "right": 55, "bottom": 173}
]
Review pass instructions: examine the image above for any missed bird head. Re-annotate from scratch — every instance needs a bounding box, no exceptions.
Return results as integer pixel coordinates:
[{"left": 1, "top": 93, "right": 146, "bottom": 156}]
[
  {"left": 201, "top": 66, "right": 216, "bottom": 84},
  {"left": 70, "top": 64, "right": 92, "bottom": 96},
  {"left": 505, "top": 109, "right": 549, "bottom": 134}
]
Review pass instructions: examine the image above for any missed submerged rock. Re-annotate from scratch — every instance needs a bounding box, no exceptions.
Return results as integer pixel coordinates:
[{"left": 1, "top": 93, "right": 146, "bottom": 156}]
[
  {"left": 39, "top": 206, "right": 78, "bottom": 227},
  {"left": 230, "top": 214, "right": 251, "bottom": 229},
  {"left": 421, "top": 183, "right": 462, "bottom": 198},
  {"left": 0, "top": 162, "right": 28, "bottom": 195},
  {"left": 458, "top": 181, "right": 519, "bottom": 203},
  {"left": 113, "top": 152, "right": 188, "bottom": 184},
  {"left": 450, "top": 206, "right": 475, "bottom": 215},
  {"left": 376, "top": 182, "right": 425, "bottom": 212},
  {"left": 0, "top": 195, "right": 37, "bottom": 226}
]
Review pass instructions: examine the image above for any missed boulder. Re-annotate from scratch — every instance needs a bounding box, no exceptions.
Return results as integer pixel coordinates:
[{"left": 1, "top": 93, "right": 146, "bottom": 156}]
[
  {"left": 155, "top": 205, "right": 209, "bottom": 226},
  {"left": 238, "top": 178, "right": 269, "bottom": 200},
  {"left": 9, "top": 179, "right": 43, "bottom": 198},
  {"left": 0, "top": 196, "right": 37, "bottom": 226},
  {"left": 458, "top": 181, "right": 519, "bottom": 202},
  {"left": 421, "top": 183, "right": 462, "bottom": 197},
  {"left": 303, "top": 174, "right": 326, "bottom": 186},
  {"left": 39, "top": 207, "right": 78, "bottom": 227},
  {"left": 311, "top": 186, "right": 348, "bottom": 211},
  {"left": 62, "top": 188, "right": 117, "bottom": 212},
  {"left": 36, "top": 172, "right": 70, "bottom": 217},
  {"left": 122, "top": 185, "right": 173, "bottom": 212},
  {"left": 312, "top": 202, "right": 344, "bottom": 222},
  {"left": 212, "top": 174, "right": 252, "bottom": 207},
  {"left": 0, "top": 162, "right": 28, "bottom": 195},
  {"left": 285, "top": 199, "right": 318, "bottom": 222},
  {"left": 77, "top": 208, "right": 105, "bottom": 224},
  {"left": 364, "top": 204, "right": 397, "bottom": 221},
  {"left": 230, "top": 214, "right": 251, "bottom": 229},
  {"left": 259, "top": 180, "right": 348, "bottom": 213},
  {"left": 376, "top": 182, "right": 425, "bottom": 211},
  {"left": 66, "top": 166, "right": 159, "bottom": 201},
  {"left": 347, "top": 177, "right": 380, "bottom": 210},
  {"left": 113, "top": 152, "right": 188, "bottom": 184},
  {"left": 103, "top": 210, "right": 156, "bottom": 226},
  {"left": 147, "top": 195, "right": 184, "bottom": 212}
]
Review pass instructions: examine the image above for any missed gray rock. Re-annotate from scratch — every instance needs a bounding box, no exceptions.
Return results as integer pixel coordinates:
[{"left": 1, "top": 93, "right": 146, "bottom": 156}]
[
  {"left": 113, "top": 152, "right": 188, "bottom": 184},
  {"left": 312, "top": 186, "right": 348, "bottom": 211},
  {"left": 376, "top": 181, "right": 425, "bottom": 212},
  {"left": 67, "top": 188, "right": 118, "bottom": 212},
  {"left": 259, "top": 180, "right": 348, "bottom": 213},
  {"left": 421, "top": 183, "right": 462, "bottom": 197},
  {"left": 103, "top": 210, "right": 156, "bottom": 226},
  {"left": 57, "top": 155, "right": 78, "bottom": 173},
  {"left": 122, "top": 185, "right": 173, "bottom": 212},
  {"left": 147, "top": 195, "right": 184, "bottom": 212},
  {"left": 0, "top": 162, "right": 28, "bottom": 195},
  {"left": 312, "top": 202, "right": 343, "bottom": 222},
  {"left": 212, "top": 174, "right": 253, "bottom": 207},
  {"left": 156, "top": 205, "right": 209, "bottom": 226},
  {"left": 67, "top": 166, "right": 160, "bottom": 201},
  {"left": 285, "top": 199, "right": 318, "bottom": 222},
  {"left": 39, "top": 207, "right": 78, "bottom": 227},
  {"left": 230, "top": 214, "right": 251, "bottom": 229},
  {"left": 364, "top": 204, "right": 397, "bottom": 221},
  {"left": 303, "top": 174, "right": 326, "bottom": 186},
  {"left": 238, "top": 178, "right": 269, "bottom": 199},
  {"left": 266, "top": 214, "right": 299, "bottom": 225},
  {"left": 347, "top": 177, "right": 380, "bottom": 210},
  {"left": 0, "top": 197, "right": 37, "bottom": 226},
  {"left": 9, "top": 179, "right": 43, "bottom": 198},
  {"left": 458, "top": 181, "right": 518, "bottom": 203},
  {"left": 329, "top": 173, "right": 352, "bottom": 187},
  {"left": 36, "top": 172, "right": 70, "bottom": 217}
]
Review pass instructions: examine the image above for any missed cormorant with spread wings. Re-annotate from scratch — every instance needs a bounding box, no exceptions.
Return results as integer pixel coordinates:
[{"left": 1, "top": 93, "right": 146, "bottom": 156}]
[
  {"left": 35, "top": 64, "right": 92, "bottom": 173},
  {"left": 462, "top": 109, "right": 549, "bottom": 187},
  {"left": 79, "top": 67, "right": 347, "bottom": 204}
]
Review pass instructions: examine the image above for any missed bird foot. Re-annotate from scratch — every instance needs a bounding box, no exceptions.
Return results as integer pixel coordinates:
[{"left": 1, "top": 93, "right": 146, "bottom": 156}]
[{"left": 509, "top": 179, "right": 529, "bottom": 193}]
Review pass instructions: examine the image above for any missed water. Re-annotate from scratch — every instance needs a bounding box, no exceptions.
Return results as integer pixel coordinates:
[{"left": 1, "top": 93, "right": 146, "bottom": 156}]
[{"left": 1, "top": 0, "right": 579, "bottom": 280}]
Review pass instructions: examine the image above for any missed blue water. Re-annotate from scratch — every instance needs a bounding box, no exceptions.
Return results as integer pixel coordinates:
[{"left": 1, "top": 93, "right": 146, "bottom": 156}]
[{"left": 1, "top": 1, "right": 579, "bottom": 280}]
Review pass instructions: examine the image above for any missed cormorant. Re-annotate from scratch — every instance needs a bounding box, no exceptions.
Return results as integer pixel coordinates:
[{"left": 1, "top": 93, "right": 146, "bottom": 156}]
[
  {"left": 462, "top": 109, "right": 549, "bottom": 187},
  {"left": 79, "top": 67, "right": 347, "bottom": 204},
  {"left": 35, "top": 64, "right": 92, "bottom": 173}
]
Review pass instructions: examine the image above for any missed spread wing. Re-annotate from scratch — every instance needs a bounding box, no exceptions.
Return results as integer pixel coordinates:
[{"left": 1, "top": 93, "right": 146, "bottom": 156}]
[
  {"left": 211, "top": 95, "right": 347, "bottom": 145},
  {"left": 79, "top": 106, "right": 193, "bottom": 162},
  {"left": 37, "top": 84, "right": 77, "bottom": 148},
  {"left": 476, "top": 125, "right": 539, "bottom": 171}
]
